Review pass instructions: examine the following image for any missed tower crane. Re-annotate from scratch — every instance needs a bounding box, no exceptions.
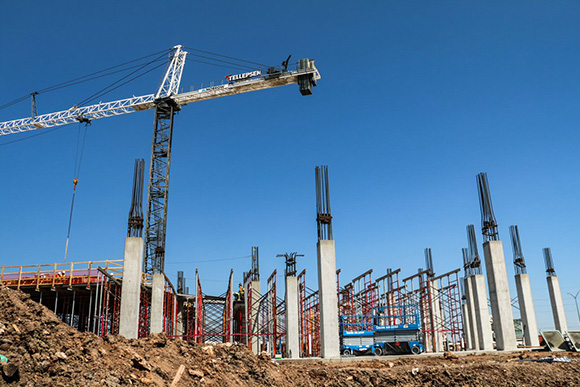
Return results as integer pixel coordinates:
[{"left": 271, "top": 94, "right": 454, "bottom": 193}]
[{"left": 0, "top": 45, "right": 321, "bottom": 275}]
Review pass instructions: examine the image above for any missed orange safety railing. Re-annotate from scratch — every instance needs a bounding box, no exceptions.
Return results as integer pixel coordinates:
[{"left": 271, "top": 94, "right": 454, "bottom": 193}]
[{"left": 0, "top": 260, "right": 124, "bottom": 291}]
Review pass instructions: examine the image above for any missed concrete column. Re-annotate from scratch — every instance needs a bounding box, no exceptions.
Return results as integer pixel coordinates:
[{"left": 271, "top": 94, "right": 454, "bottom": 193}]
[
  {"left": 471, "top": 274, "right": 494, "bottom": 350},
  {"left": 429, "top": 280, "right": 445, "bottom": 352},
  {"left": 119, "top": 237, "right": 143, "bottom": 339},
  {"left": 175, "top": 299, "right": 185, "bottom": 339},
  {"left": 150, "top": 273, "right": 165, "bottom": 334},
  {"left": 514, "top": 274, "right": 540, "bottom": 346},
  {"left": 246, "top": 280, "right": 261, "bottom": 354},
  {"left": 483, "top": 241, "right": 517, "bottom": 351},
  {"left": 547, "top": 276, "right": 568, "bottom": 332},
  {"left": 464, "top": 276, "right": 479, "bottom": 349},
  {"left": 462, "top": 301, "right": 472, "bottom": 350},
  {"left": 317, "top": 240, "right": 340, "bottom": 359},
  {"left": 285, "top": 275, "right": 300, "bottom": 358},
  {"left": 228, "top": 274, "right": 234, "bottom": 343}
]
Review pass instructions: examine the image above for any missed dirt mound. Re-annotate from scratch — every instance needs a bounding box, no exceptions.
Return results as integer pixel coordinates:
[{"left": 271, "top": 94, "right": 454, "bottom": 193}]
[
  {"left": 0, "top": 285, "right": 289, "bottom": 386},
  {"left": 1, "top": 285, "right": 580, "bottom": 386}
]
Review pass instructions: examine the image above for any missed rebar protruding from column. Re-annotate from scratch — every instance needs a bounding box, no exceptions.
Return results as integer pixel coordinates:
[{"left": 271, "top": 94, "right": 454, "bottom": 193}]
[
  {"left": 315, "top": 165, "right": 333, "bottom": 241},
  {"left": 476, "top": 173, "right": 499, "bottom": 242},
  {"left": 128, "top": 159, "right": 145, "bottom": 237},
  {"left": 462, "top": 248, "right": 471, "bottom": 276},
  {"left": 466, "top": 225, "right": 482, "bottom": 275},
  {"left": 425, "top": 248, "right": 434, "bottom": 277},
  {"left": 177, "top": 270, "right": 186, "bottom": 294},
  {"left": 543, "top": 248, "right": 556, "bottom": 277},
  {"left": 460, "top": 276, "right": 466, "bottom": 302},
  {"left": 251, "top": 246, "right": 260, "bottom": 281},
  {"left": 277, "top": 252, "right": 304, "bottom": 277},
  {"left": 509, "top": 225, "right": 527, "bottom": 275}
]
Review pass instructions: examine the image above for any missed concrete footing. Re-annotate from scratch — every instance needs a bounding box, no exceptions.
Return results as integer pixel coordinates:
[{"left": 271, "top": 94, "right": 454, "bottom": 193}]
[
  {"left": 463, "top": 276, "right": 479, "bottom": 350},
  {"left": 119, "top": 237, "right": 143, "bottom": 339},
  {"left": 514, "top": 274, "right": 540, "bottom": 346},
  {"left": 150, "top": 273, "right": 165, "bottom": 334},
  {"left": 547, "top": 276, "right": 568, "bottom": 332},
  {"left": 285, "top": 276, "right": 300, "bottom": 358},
  {"left": 317, "top": 240, "right": 340, "bottom": 359},
  {"left": 483, "top": 241, "right": 517, "bottom": 351},
  {"left": 471, "top": 274, "right": 493, "bottom": 350}
]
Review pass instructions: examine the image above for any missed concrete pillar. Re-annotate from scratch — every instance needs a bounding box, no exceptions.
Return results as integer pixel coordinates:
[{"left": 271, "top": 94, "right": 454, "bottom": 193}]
[
  {"left": 547, "top": 276, "right": 568, "bottom": 332},
  {"left": 285, "top": 275, "right": 300, "bottom": 358},
  {"left": 429, "top": 280, "right": 445, "bottom": 352},
  {"left": 245, "top": 280, "right": 261, "bottom": 354},
  {"left": 175, "top": 298, "right": 185, "bottom": 339},
  {"left": 150, "top": 273, "right": 165, "bottom": 334},
  {"left": 471, "top": 274, "right": 494, "bottom": 350},
  {"left": 462, "top": 301, "right": 472, "bottom": 350},
  {"left": 119, "top": 237, "right": 143, "bottom": 339},
  {"left": 514, "top": 274, "right": 540, "bottom": 346},
  {"left": 317, "top": 240, "right": 340, "bottom": 358},
  {"left": 482, "top": 241, "right": 517, "bottom": 351},
  {"left": 464, "top": 276, "right": 480, "bottom": 349}
]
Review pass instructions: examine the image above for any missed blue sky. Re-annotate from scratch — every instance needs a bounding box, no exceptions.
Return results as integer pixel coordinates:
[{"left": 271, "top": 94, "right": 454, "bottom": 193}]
[{"left": 1, "top": 1, "right": 579, "bottom": 331}]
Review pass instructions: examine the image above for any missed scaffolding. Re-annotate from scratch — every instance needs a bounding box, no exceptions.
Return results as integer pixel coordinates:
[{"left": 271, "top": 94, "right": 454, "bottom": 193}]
[
  {"left": 298, "top": 269, "right": 321, "bottom": 357},
  {"left": 253, "top": 270, "right": 286, "bottom": 357},
  {"left": 2, "top": 255, "right": 465, "bottom": 354},
  {"left": 432, "top": 269, "right": 464, "bottom": 350}
]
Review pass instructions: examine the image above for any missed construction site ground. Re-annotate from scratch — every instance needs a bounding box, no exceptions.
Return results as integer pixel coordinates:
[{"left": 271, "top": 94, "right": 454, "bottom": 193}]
[{"left": 1, "top": 286, "right": 579, "bottom": 386}]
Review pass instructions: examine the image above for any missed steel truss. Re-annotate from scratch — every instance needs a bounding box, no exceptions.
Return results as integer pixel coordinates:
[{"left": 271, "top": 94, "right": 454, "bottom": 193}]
[{"left": 143, "top": 98, "right": 179, "bottom": 274}]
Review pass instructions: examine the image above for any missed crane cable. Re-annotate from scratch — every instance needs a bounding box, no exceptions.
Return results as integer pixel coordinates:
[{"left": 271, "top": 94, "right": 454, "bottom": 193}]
[{"left": 64, "top": 121, "right": 90, "bottom": 262}]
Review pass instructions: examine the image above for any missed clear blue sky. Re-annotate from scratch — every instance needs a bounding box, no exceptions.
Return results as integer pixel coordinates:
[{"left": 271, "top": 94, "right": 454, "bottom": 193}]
[{"left": 1, "top": 1, "right": 579, "bottom": 331}]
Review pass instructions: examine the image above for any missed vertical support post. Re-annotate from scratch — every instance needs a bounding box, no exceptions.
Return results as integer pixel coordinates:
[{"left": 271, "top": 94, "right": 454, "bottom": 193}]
[
  {"left": 278, "top": 252, "right": 302, "bottom": 358},
  {"left": 460, "top": 277, "right": 472, "bottom": 350},
  {"left": 228, "top": 269, "right": 234, "bottom": 342},
  {"left": 482, "top": 241, "right": 517, "bottom": 350},
  {"left": 315, "top": 166, "right": 340, "bottom": 359},
  {"left": 514, "top": 274, "right": 540, "bottom": 346},
  {"left": 119, "top": 238, "right": 143, "bottom": 338},
  {"left": 317, "top": 240, "right": 340, "bottom": 358},
  {"left": 429, "top": 279, "right": 445, "bottom": 352},
  {"left": 544, "top": 248, "right": 568, "bottom": 332},
  {"left": 463, "top": 276, "right": 479, "bottom": 349},
  {"left": 121, "top": 159, "right": 146, "bottom": 338},
  {"left": 476, "top": 174, "right": 516, "bottom": 350},
  {"left": 470, "top": 274, "right": 494, "bottom": 350},
  {"left": 285, "top": 275, "right": 300, "bottom": 358},
  {"left": 150, "top": 273, "right": 165, "bottom": 334},
  {"left": 249, "top": 279, "right": 261, "bottom": 354},
  {"left": 509, "top": 225, "right": 539, "bottom": 346},
  {"left": 547, "top": 276, "right": 568, "bottom": 332}
]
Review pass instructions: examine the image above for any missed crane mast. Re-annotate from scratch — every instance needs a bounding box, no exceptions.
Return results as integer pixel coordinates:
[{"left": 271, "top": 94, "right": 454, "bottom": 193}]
[{"left": 0, "top": 45, "right": 321, "bottom": 275}]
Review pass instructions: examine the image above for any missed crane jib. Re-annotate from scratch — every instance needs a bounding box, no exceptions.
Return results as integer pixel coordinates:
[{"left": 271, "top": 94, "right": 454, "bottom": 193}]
[{"left": 0, "top": 65, "right": 320, "bottom": 136}]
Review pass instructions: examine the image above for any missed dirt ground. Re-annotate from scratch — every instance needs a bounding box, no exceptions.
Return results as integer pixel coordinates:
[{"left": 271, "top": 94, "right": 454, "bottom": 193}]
[{"left": 1, "top": 285, "right": 579, "bottom": 386}]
